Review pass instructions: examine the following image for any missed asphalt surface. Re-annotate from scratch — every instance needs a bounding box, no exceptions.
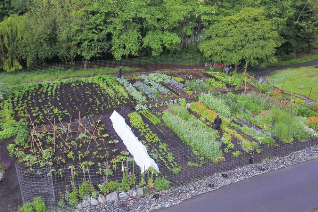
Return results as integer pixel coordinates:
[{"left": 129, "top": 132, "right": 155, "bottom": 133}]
[
  {"left": 239, "top": 58, "right": 318, "bottom": 77},
  {"left": 157, "top": 158, "right": 318, "bottom": 212},
  {"left": 271, "top": 58, "right": 318, "bottom": 70}
]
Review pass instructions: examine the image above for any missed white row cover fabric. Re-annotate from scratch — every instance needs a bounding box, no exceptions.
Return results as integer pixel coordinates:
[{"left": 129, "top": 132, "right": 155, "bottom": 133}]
[{"left": 110, "top": 110, "right": 159, "bottom": 173}]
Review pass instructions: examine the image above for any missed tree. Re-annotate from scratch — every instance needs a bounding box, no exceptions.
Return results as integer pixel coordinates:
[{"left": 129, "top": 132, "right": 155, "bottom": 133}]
[
  {"left": 21, "top": 0, "right": 59, "bottom": 66},
  {"left": 0, "top": 0, "right": 13, "bottom": 22},
  {"left": 294, "top": 0, "right": 318, "bottom": 53},
  {"left": 0, "top": 15, "right": 24, "bottom": 72},
  {"left": 70, "top": 0, "right": 111, "bottom": 62},
  {"left": 199, "top": 7, "right": 281, "bottom": 72}
]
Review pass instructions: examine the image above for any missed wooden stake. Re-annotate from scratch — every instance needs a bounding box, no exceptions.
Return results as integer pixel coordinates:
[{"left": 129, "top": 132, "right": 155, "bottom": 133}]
[{"left": 53, "top": 118, "right": 56, "bottom": 152}]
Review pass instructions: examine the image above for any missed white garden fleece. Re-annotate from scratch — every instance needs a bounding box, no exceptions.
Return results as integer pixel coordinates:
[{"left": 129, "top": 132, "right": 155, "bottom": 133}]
[{"left": 110, "top": 110, "right": 159, "bottom": 173}]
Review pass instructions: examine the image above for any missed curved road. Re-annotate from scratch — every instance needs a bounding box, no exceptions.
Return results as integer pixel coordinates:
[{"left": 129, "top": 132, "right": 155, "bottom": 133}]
[
  {"left": 271, "top": 58, "right": 318, "bottom": 70},
  {"left": 157, "top": 158, "right": 318, "bottom": 212}
]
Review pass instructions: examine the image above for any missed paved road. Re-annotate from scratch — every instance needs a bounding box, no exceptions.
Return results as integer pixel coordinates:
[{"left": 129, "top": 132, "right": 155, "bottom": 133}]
[
  {"left": 241, "top": 58, "right": 318, "bottom": 77},
  {"left": 271, "top": 58, "right": 318, "bottom": 70},
  {"left": 157, "top": 159, "right": 318, "bottom": 212}
]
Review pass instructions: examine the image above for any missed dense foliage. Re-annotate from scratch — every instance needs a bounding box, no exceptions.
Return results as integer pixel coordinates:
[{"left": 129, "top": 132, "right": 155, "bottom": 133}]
[{"left": 0, "top": 0, "right": 317, "bottom": 72}]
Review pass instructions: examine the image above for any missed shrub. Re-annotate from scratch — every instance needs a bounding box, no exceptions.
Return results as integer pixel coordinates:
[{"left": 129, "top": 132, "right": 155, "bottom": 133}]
[
  {"left": 79, "top": 181, "right": 94, "bottom": 200},
  {"left": 18, "top": 197, "right": 47, "bottom": 212},
  {"left": 18, "top": 202, "right": 34, "bottom": 212},
  {"left": 33, "top": 197, "right": 46, "bottom": 212},
  {"left": 120, "top": 176, "right": 131, "bottom": 192},
  {"left": 98, "top": 181, "right": 120, "bottom": 195},
  {"left": 65, "top": 188, "right": 79, "bottom": 207},
  {"left": 154, "top": 176, "right": 171, "bottom": 191}
]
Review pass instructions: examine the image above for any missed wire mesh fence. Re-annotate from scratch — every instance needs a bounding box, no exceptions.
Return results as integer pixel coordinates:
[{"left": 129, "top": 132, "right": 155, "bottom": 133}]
[
  {"left": 21, "top": 58, "right": 205, "bottom": 74},
  {"left": 16, "top": 163, "right": 56, "bottom": 209},
  {"left": 16, "top": 135, "right": 318, "bottom": 210},
  {"left": 11, "top": 59, "right": 318, "bottom": 209}
]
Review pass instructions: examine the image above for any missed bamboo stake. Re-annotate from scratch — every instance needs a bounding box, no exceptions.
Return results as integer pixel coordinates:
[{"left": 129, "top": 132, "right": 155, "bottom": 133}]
[
  {"left": 53, "top": 118, "right": 56, "bottom": 151},
  {"left": 28, "top": 116, "right": 44, "bottom": 153},
  {"left": 46, "top": 116, "right": 68, "bottom": 147},
  {"left": 77, "top": 111, "right": 81, "bottom": 137}
]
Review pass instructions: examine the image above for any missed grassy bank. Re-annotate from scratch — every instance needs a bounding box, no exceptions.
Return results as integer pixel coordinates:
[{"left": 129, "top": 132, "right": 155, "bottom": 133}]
[
  {"left": 0, "top": 66, "right": 139, "bottom": 85},
  {"left": 264, "top": 51, "right": 318, "bottom": 66},
  {"left": 269, "top": 66, "right": 318, "bottom": 101}
]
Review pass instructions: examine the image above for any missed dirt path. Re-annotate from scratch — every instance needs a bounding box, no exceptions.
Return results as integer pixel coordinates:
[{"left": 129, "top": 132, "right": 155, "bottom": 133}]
[{"left": 0, "top": 139, "right": 22, "bottom": 212}]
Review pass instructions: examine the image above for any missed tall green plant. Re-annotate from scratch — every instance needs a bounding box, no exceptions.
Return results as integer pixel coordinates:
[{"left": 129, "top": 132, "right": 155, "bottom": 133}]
[
  {"left": 162, "top": 111, "right": 222, "bottom": 159},
  {"left": 198, "top": 93, "right": 231, "bottom": 118}
]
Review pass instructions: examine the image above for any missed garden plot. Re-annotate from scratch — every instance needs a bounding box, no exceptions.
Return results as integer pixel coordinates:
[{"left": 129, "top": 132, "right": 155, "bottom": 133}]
[
  {"left": 1, "top": 69, "right": 317, "bottom": 208},
  {"left": 10, "top": 76, "right": 134, "bottom": 125}
]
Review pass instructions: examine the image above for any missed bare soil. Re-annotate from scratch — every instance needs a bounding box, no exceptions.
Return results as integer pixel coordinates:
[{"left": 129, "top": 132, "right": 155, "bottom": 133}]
[{"left": 1, "top": 69, "right": 317, "bottom": 209}]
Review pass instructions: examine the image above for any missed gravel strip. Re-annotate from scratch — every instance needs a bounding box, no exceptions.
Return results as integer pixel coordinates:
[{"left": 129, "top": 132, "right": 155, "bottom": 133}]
[{"left": 75, "top": 144, "right": 318, "bottom": 212}]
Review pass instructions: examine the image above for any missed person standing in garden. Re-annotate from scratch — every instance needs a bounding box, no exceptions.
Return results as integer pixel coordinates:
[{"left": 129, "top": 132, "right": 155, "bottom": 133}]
[
  {"left": 213, "top": 114, "right": 222, "bottom": 130},
  {"left": 117, "top": 66, "right": 123, "bottom": 78},
  {"left": 224, "top": 66, "right": 230, "bottom": 75}
]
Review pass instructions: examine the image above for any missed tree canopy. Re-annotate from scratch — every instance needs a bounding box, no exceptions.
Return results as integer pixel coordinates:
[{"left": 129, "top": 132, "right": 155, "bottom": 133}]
[
  {"left": 0, "top": 0, "right": 317, "bottom": 72},
  {"left": 199, "top": 7, "right": 281, "bottom": 67}
]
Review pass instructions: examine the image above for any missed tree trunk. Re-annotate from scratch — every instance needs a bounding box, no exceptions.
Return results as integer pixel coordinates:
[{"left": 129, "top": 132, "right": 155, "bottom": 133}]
[
  {"left": 244, "top": 62, "right": 248, "bottom": 92},
  {"left": 235, "top": 64, "right": 238, "bottom": 72},
  {"left": 180, "top": 21, "right": 185, "bottom": 48},
  {"left": 83, "top": 60, "right": 88, "bottom": 69},
  {"left": 307, "top": 42, "right": 314, "bottom": 53},
  {"left": 195, "top": 21, "right": 201, "bottom": 46},
  {"left": 189, "top": 28, "right": 194, "bottom": 47}
]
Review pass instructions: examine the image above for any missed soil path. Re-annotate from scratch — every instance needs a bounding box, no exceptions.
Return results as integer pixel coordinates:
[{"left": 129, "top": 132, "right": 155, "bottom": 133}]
[
  {"left": 157, "top": 158, "right": 318, "bottom": 212},
  {"left": 0, "top": 139, "right": 22, "bottom": 212},
  {"left": 1, "top": 59, "right": 317, "bottom": 211}
]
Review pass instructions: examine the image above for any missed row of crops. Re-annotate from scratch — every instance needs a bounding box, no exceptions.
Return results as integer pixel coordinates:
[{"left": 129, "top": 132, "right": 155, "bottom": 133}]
[{"left": 0, "top": 70, "right": 317, "bottom": 208}]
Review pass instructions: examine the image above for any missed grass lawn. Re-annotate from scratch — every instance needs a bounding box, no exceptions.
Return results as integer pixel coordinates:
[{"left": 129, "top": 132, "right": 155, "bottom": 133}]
[
  {"left": 0, "top": 66, "right": 139, "bottom": 85},
  {"left": 263, "top": 51, "right": 318, "bottom": 66},
  {"left": 269, "top": 66, "right": 318, "bottom": 101}
]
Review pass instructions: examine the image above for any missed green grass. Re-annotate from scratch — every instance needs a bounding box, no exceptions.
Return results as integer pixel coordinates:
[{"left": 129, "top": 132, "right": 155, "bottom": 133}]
[
  {"left": 269, "top": 66, "right": 318, "bottom": 101},
  {"left": 0, "top": 66, "right": 139, "bottom": 85},
  {"left": 263, "top": 51, "right": 318, "bottom": 66}
]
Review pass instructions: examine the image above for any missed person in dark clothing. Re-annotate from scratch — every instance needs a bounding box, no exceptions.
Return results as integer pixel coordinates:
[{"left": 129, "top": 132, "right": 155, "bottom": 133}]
[
  {"left": 117, "top": 66, "right": 123, "bottom": 78},
  {"left": 213, "top": 114, "right": 222, "bottom": 130}
]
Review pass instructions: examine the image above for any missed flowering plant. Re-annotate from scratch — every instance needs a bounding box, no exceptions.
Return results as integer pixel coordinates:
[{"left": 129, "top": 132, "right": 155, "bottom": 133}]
[
  {"left": 254, "top": 110, "right": 274, "bottom": 131},
  {"left": 308, "top": 116, "right": 318, "bottom": 130}
]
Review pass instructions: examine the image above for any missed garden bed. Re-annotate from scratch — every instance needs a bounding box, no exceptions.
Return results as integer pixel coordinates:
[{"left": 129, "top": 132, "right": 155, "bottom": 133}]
[{"left": 0, "top": 69, "right": 317, "bottom": 210}]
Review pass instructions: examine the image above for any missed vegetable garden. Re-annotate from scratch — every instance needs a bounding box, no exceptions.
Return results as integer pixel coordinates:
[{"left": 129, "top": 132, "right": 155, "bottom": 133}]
[{"left": 1, "top": 69, "right": 317, "bottom": 210}]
